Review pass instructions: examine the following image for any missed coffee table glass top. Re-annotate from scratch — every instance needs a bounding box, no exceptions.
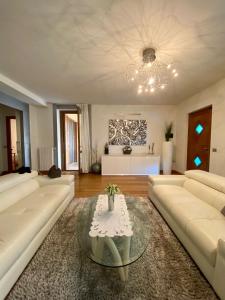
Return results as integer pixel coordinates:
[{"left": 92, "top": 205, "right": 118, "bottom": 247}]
[{"left": 78, "top": 195, "right": 151, "bottom": 268}]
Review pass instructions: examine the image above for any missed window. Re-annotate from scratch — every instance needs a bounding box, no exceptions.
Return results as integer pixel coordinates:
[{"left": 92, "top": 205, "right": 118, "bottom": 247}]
[
  {"left": 194, "top": 156, "right": 202, "bottom": 167},
  {"left": 195, "top": 124, "right": 204, "bottom": 135}
]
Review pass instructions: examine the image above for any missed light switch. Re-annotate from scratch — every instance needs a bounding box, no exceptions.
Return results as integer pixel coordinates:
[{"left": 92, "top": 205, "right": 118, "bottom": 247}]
[{"left": 212, "top": 148, "right": 217, "bottom": 152}]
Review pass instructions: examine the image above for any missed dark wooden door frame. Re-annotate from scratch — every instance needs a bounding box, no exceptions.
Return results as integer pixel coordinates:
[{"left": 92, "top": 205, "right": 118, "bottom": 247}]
[
  {"left": 187, "top": 105, "right": 212, "bottom": 171},
  {"left": 60, "top": 110, "right": 80, "bottom": 171},
  {"left": 6, "top": 116, "right": 16, "bottom": 172}
]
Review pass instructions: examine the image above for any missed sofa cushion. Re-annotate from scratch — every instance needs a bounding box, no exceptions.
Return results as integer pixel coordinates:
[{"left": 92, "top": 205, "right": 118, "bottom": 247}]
[
  {"left": 185, "top": 170, "right": 225, "bottom": 194},
  {"left": 0, "top": 171, "right": 38, "bottom": 193},
  {"left": 0, "top": 179, "right": 40, "bottom": 213},
  {"left": 47, "top": 165, "right": 62, "bottom": 178},
  {"left": 153, "top": 185, "right": 223, "bottom": 224},
  {"left": 185, "top": 219, "right": 225, "bottom": 266},
  {"left": 0, "top": 184, "right": 70, "bottom": 280},
  {"left": 148, "top": 175, "right": 186, "bottom": 186},
  {"left": 35, "top": 174, "right": 74, "bottom": 186},
  {"left": 184, "top": 179, "right": 225, "bottom": 211},
  {"left": 153, "top": 185, "right": 201, "bottom": 213},
  {"left": 153, "top": 185, "right": 224, "bottom": 266}
]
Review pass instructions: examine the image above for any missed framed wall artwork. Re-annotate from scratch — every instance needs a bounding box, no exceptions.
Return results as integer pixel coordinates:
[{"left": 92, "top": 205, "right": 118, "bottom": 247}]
[{"left": 109, "top": 119, "right": 147, "bottom": 145}]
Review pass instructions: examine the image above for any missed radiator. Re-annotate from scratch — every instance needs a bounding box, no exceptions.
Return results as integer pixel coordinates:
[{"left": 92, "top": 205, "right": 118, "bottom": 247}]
[{"left": 38, "top": 147, "right": 55, "bottom": 170}]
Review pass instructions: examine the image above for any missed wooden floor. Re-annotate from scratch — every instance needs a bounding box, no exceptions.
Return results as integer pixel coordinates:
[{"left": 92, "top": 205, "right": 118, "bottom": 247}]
[{"left": 74, "top": 173, "right": 149, "bottom": 197}]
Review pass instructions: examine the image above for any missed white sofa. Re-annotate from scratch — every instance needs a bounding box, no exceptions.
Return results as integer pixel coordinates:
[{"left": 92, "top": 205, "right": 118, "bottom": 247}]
[
  {"left": 148, "top": 170, "right": 225, "bottom": 300},
  {"left": 0, "top": 171, "right": 74, "bottom": 300}
]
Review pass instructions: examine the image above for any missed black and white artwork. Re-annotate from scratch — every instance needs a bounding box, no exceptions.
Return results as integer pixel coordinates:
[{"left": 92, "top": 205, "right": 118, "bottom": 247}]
[{"left": 109, "top": 119, "right": 147, "bottom": 145}]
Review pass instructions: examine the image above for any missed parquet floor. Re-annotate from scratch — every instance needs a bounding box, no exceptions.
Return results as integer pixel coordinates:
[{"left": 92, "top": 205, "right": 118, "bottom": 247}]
[{"left": 74, "top": 173, "right": 149, "bottom": 197}]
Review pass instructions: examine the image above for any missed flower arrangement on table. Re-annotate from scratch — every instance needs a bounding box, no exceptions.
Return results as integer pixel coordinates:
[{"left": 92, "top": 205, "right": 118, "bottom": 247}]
[{"left": 105, "top": 184, "right": 120, "bottom": 211}]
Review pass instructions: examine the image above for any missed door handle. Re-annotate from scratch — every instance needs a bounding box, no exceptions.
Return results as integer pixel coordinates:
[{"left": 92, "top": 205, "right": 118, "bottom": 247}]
[{"left": 201, "top": 147, "right": 209, "bottom": 151}]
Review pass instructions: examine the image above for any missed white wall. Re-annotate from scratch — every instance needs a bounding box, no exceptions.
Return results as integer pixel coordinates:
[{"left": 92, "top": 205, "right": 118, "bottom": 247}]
[
  {"left": 91, "top": 105, "right": 177, "bottom": 167},
  {"left": 29, "top": 103, "right": 54, "bottom": 169},
  {"left": 176, "top": 77, "right": 225, "bottom": 176}
]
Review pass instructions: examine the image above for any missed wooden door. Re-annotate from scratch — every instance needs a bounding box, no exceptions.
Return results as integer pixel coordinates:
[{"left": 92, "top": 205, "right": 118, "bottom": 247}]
[
  {"left": 6, "top": 116, "right": 16, "bottom": 172},
  {"left": 60, "top": 111, "right": 80, "bottom": 171},
  {"left": 187, "top": 106, "right": 212, "bottom": 171}
]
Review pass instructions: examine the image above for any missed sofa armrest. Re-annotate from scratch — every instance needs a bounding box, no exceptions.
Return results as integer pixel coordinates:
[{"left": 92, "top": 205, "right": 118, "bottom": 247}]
[
  {"left": 148, "top": 175, "right": 186, "bottom": 186},
  {"left": 213, "top": 239, "right": 225, "bottom": 300},
  {"left": 34, "top": 175, "right": 74, "bottom": 187}
]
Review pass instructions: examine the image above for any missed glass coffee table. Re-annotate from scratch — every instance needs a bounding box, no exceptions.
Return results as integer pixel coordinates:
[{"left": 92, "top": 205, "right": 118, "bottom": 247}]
[{"left": 78, "top": 195, "right": 151, "bottom": 281}]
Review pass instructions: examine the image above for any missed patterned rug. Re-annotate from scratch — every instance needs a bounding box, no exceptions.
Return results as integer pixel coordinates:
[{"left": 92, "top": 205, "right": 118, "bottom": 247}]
[{"left": 6, "top": 198, "right": 218, "bottom": 300}]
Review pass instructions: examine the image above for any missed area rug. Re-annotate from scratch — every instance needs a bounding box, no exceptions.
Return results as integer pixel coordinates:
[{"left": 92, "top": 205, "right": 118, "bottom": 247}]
[{"left": 6, "top": 197, "right": 218, "bottom": 300}]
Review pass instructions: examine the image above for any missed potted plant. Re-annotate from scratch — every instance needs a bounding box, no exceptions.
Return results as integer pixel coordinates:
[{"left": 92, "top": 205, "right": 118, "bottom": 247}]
[
  {"left": 162, "top": 122, "right": 173, "bottom": 175},
  {"left": 105, "top": 183, "right": 120, "bottom": 211},
  {"left": 91, "top": 147, "right": 101, "bottom": 174},
  {"left": 165, "top": 123, "right": 173, "bottom": 141}
]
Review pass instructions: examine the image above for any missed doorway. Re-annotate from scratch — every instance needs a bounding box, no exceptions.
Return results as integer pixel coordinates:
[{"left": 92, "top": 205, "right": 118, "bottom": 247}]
[
  {"left": 6, "top": 116, "right": 18, "bottom": 172},
  {"left": 60, "top": 111, "right": 80, "bottom": 171},
  {"left": 187, "top": 106, "right": 212, "bottom": 171},
  {"left": 0, "top": 103, "right": 23, "bottom": 174}
]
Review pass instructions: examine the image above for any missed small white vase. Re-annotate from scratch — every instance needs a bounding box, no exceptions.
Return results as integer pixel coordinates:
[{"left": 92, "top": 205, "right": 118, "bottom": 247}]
[
  {"left": 108, "top": 195, "right": 114, "bottom": 211},
  {"left": 162, "top": 141, "right": 173, "bottom": 175}
]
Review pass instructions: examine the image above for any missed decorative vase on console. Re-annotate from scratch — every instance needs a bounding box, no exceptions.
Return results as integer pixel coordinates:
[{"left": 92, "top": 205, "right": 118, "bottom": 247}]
[
  {"left": 162, "top": 123, "right": 173, "bottom": 175},
  {"left": 104, "top": 184, "right": 120, "bottom": 211},
  {"left": 104, "top": 143, "right": 109, "bottom": 155},
  {"left": 122, "top": 145, "right": 132, "bottom": 155},
  {"left": 149, "top": 142, "right": 155, "bottom": 155}
]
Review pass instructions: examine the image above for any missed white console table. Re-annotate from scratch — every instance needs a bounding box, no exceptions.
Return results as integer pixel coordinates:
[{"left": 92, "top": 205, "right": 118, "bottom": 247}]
[{"left": 101, "top": 154, "right": 160, "bottom": 175}]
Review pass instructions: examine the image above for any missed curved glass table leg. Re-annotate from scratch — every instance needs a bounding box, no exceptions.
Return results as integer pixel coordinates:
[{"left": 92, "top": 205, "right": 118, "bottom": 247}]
[
  {"left": 91, "top": 237, "right": 104, "bottom": 259},
  {"left": 104, "top": 237, "right": 126, "bottom": 281},
  {"left": 122, "top": 236, "right": 131, "bottom": 280},
  {"left": 91, "top": 236, "right": 131, "bottom": 281}
]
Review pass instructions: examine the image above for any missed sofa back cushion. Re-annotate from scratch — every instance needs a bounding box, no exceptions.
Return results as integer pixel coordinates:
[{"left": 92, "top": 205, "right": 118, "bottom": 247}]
[
  {"left": 184, "top": 179, "right": 225, "bottom": 211},
  {"left": 0, "top": 171, "right": 38, "bottom": 193},
  {"left": 0, "top": 179, "right": 39, "bottom": 212},
  {"left": 185, "top": 170, "right": 225, "bottom": 194}
]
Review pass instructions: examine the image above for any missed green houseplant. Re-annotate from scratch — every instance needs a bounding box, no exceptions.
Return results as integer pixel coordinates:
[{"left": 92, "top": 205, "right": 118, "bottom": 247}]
[
  {"left": 105, "top": 184, "right": 120, "bottom": 211},
  {"left": 91, "top": 147, "right": 101, "bottom": 174},
  {"left": 163, "top": 122, "right": 173, "bottom": 174},
  {"left": 165, "top": 122, "right": 173, "bottom": 141}
]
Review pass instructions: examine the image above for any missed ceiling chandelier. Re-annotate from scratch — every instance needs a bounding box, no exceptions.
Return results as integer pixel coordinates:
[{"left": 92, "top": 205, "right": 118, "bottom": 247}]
[{"left": 126, "top": 48, "right": 178, "bottom": 95}]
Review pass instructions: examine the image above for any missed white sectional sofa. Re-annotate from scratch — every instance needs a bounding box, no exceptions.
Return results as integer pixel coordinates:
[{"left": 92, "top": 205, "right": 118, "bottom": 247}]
[
  {"left": 0, "top": 171, "right": 74, "bottom": 300},
  {"left": 148, "top": 170, "right": 225, "bottom": 300}
]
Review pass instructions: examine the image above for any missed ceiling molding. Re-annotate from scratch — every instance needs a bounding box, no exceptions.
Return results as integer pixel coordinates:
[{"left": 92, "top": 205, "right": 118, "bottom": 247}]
[{"left": 0, "top": 74, "right": 47, "bottom": 106}]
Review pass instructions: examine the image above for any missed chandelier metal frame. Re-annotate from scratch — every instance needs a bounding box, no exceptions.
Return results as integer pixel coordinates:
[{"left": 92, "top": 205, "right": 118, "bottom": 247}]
[{"left": 126, "top": 48, "right": 178, "bottom": 94}]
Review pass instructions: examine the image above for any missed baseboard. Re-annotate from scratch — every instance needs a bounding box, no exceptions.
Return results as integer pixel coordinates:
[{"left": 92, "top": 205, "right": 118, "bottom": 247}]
[{"left": 159, "top": 170, "right": 183, "bottom": 175}]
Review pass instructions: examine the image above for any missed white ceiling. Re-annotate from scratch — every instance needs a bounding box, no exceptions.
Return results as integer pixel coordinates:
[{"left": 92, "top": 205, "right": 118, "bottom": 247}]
[{"left": 0, "top": 0, "right": 225, "bottom": 105}]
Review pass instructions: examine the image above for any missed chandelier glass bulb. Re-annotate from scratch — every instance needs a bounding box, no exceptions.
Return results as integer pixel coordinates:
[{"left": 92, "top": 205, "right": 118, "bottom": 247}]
[{"left": 126, "top": 48, "right": 178, "bottom": 95}]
